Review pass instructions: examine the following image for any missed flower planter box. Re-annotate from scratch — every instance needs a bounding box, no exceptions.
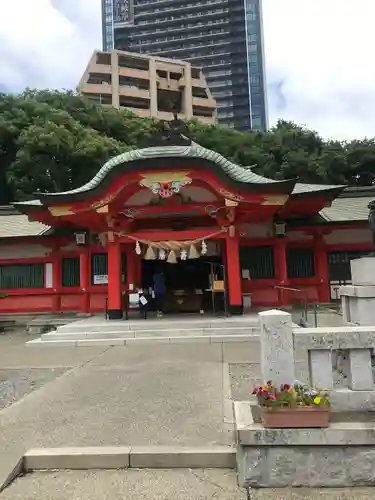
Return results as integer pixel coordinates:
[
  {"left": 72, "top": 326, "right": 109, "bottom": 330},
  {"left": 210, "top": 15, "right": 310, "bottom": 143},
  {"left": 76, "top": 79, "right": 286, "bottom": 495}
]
[{"left": 261, "top": 406, "right": 329, "bottom": 428}]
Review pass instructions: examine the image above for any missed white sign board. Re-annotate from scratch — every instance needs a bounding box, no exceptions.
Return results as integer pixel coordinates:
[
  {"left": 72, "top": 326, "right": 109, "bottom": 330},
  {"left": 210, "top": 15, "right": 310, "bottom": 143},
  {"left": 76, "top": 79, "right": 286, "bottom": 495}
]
[{"left": 93, "top": 275, "right": 108, "bottom": 285}]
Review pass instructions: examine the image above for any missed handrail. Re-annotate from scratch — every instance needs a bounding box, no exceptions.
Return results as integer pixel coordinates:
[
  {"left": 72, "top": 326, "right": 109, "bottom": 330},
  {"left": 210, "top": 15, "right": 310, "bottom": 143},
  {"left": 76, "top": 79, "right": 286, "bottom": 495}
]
[{"left": 274, "top": 285, "right": 302, "bottom": 293}]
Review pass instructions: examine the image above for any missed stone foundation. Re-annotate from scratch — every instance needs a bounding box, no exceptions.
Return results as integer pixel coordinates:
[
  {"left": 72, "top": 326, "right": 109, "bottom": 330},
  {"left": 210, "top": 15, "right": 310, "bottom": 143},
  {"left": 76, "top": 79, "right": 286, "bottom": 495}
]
[{"left": 235, "top": 401, "right": 375, "bottom": 488}]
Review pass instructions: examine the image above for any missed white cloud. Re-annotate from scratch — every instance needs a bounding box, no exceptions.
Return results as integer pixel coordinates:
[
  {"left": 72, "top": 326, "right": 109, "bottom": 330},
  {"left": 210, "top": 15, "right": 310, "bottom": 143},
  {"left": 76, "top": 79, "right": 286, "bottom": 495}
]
[
  {"left": 263, "top": 0, "right": 375, "bottom": 140},
  {"left": 0, "top": 0, "right": 373, "bottom": 140},
  {"left": 0, "top": 0, "right": 101, "bottom": 91}
]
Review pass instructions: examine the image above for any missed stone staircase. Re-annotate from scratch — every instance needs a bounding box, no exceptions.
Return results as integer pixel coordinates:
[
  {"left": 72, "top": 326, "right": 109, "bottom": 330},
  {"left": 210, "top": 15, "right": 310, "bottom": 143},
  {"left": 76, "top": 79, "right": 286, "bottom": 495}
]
[{"left": 27, "top": 315, "right": 260, "bottom": 347}]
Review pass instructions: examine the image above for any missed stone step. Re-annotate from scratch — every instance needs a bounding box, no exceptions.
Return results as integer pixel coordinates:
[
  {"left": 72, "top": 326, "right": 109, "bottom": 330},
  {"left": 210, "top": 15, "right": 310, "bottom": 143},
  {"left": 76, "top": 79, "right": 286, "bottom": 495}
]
[
  {"left": 41, "top": 325, "right": 259, "bottom": 342},
  {"left": 56, "top": 318, "right": 259, "bottom": 334},
  {"left": 27, "top": 333, "right": 259, "bottom": 347},
  {"left": 24, "top": 445, "right": 236, "bottom": 471}
]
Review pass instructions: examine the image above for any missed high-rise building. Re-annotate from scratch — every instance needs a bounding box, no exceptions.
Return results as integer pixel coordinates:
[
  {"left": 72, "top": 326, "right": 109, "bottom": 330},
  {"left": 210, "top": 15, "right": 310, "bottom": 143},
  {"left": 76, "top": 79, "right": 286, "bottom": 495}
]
[
  {"left": 101, "top": 0, "right": 268, "bottom": 132},
  {"left": 78, "top": 50, "right": 216, "bottom": 124}
]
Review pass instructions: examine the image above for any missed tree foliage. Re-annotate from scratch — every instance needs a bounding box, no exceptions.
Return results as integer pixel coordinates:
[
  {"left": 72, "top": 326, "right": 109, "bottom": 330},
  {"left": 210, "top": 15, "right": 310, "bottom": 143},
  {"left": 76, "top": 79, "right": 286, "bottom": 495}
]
[{"left": 1, "top": 89, "right": 375, "bottom": 203}]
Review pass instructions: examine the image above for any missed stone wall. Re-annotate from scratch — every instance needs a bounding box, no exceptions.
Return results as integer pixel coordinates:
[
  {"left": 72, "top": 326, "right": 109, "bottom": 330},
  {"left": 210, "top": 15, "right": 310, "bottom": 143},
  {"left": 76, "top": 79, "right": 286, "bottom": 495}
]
[{"left": 236, "top": 309, "right": 375, "bottom": 488}]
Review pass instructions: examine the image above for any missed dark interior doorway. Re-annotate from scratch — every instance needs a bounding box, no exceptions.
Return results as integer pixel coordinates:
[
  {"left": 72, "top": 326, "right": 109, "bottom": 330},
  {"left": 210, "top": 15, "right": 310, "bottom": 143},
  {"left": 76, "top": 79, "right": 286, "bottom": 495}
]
[{"left": 141, "top": 255, "right": 224, "bottom": 313}]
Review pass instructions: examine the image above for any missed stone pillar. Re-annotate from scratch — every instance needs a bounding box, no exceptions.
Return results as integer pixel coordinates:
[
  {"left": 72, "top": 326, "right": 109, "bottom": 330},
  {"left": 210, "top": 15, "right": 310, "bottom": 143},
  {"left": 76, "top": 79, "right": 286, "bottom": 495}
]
[
  {"left": 107, "top": 240, "right": 122, "bottom": 320},
  {"left": 225, "top": 235, "right": 243, "bottom": 314},
  {"left": 340, "top": 257, "right": 375, "bottom": 325},
  {"left": 348, "top": 348, "right": 374, "bottom": 390},
  {"left": 79, "top": 249, "right": 90, "bottom": 313},
  {"left": 259, "top": 309, "right": 295, "bottom": 386},
  {"left": 309, "top": 350, "right": 333, "bottom": 389}
]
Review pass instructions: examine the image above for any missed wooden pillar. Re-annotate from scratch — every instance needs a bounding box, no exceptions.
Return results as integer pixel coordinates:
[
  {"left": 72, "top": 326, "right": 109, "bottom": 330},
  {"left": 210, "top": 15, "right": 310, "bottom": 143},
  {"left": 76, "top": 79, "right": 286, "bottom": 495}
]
[
  {"left": 275, "top": 238, "right": 288, "bottom": 306},
  {"left": 107, "top": 240, "right": 122, "bottom": 319},
  {"left": 315, "top": 234, "right": 330, "bottom": 303},
  {"left": 52, "top": 246, "right": 61, "bottom": 312},
  {"left": 79, "top": 249, "right": 90, "bottom": 313},
  {"left": 225, "top": 235, "right": 243, "bottom": 314}
]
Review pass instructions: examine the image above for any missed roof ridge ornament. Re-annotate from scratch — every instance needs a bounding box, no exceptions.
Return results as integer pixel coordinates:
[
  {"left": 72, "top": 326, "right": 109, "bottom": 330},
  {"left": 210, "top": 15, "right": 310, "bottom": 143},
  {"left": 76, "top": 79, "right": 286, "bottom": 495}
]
[{"left": 140, "top": 113, "right": 192, "bottom": 148}]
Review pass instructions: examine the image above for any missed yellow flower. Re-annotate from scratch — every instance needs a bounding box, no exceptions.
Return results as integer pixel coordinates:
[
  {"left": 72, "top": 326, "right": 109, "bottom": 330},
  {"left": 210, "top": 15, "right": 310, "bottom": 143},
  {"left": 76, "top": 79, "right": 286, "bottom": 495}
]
[{"left": 313, "top": 397, "right": 321, "bottom": 405}]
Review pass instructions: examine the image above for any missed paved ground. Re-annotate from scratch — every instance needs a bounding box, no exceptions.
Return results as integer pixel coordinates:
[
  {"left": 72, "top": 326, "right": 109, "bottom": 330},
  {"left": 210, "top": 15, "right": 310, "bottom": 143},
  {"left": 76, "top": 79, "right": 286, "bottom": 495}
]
[
  {"left": 0, "top": 331, "right": 234, "bottom": 490},
  {"left": 1, "top": 469, "right": 246, "bottom": 500},
  {"left": 2, "top": 470, "right": 375, "bottom": 500}
]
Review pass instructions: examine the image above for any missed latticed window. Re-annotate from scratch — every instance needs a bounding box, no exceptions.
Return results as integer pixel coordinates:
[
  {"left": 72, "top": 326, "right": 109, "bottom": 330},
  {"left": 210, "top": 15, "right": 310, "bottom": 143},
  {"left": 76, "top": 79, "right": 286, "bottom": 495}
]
[
  {"left": 287, "top": 248, "right": 315, "bottom": 279},
  {"left": 0, "top": 263, "right": 44, "bottom": 289},
  {"left": 61, "top": 258, "right": 80, "bottom": 287},
  {"left": 91, "top": 253, "right": 127, "bottom": 285},
  {"left": 239, "top": 246, "right": 275, "bottom": 279}
]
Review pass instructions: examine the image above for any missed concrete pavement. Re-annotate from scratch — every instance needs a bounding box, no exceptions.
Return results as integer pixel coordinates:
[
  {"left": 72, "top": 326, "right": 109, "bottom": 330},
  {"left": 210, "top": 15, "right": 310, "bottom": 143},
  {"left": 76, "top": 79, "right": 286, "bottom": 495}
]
[
  {"left": 0, "top": 334, "right": 240, "bottom": 492},
  {"left": 1, "top": 469, "right": 246, "bottom": 500},
  {"left": 2, "top": 470, "right": 375, "bottom": 500}
]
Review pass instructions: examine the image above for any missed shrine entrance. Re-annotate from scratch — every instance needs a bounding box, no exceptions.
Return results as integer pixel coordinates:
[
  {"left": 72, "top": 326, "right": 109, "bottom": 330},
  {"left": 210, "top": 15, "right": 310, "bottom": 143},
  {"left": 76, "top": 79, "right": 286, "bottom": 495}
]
[{"left": 141, "top": 247, "right": 225, "bottom": 314}]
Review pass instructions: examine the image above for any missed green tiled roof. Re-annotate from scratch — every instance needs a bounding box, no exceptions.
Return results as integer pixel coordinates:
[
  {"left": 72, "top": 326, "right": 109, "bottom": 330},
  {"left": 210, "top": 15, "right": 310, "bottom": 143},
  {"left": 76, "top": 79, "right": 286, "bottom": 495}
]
[
  {"left": 320, "top": 195, "right": 374, "bottom": 222},
  {"left": 35, "top": 142, "right": 340, "bottom": 198}
]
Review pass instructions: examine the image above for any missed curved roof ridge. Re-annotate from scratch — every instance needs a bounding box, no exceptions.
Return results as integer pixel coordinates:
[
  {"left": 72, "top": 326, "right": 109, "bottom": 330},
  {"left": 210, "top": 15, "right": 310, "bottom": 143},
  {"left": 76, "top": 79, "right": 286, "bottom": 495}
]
[{"left": 38, "top": 141, "right": 287, "bottom": 198}]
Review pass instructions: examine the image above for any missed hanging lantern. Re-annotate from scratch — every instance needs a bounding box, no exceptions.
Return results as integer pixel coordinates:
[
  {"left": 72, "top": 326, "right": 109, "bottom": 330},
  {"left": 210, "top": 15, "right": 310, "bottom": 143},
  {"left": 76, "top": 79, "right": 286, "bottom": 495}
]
[
  {"left": 180, "top": 248, "right": 187, "bottom": 260},
  {"left": 201, "top": 240, "right": 207, "bottom": 255},
  {"left": 159, "top": 248, "right": 166, "bottom": 260},
  {"left": 167, "top": 250, "right": 178, "bottom": 264},
  {"left": 144, "top": 245, "right": 156, "bottom": 260},
  {"left": 188, "top": 244, "right": 199, "bottom": 259},
  {"left": 135, "top": 241, "right": 141, "bottom": 255}
]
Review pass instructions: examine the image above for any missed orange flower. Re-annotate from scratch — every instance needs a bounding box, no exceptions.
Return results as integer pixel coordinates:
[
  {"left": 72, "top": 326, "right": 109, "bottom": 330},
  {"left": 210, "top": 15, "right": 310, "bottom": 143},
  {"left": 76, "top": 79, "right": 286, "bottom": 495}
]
[
  {"left": 263, "top": 385, "right": 269, "bottom": 391},
  {"left": 288, "top": 387, "right": 294, "bottom": 393}
]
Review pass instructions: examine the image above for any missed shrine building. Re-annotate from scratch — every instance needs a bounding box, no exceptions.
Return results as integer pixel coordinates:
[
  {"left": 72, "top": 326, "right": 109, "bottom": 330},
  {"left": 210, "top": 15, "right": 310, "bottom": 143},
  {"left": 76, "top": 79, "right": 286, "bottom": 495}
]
[{"left": 0, "top": 133, "right": 373, "bottom": 318}]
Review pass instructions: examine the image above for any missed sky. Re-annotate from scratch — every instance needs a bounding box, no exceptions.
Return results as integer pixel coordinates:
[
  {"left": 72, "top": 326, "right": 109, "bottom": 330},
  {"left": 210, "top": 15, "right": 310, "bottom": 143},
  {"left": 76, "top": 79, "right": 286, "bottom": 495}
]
[{"left": 0, "top": 0, "right": 373, "bottom": 140}]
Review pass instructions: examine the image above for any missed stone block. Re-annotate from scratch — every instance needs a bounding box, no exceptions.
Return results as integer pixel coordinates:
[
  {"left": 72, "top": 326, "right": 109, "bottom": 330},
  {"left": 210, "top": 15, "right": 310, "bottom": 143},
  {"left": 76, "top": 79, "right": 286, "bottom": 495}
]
[
  {"left": 293, "top": 326, "right": 375, "bottom": 350},
  {"left": 259, "top": 310, "right": 294, "bottom": 386},
  {"left": 24, "top": 446, "right": 131, "bottom": 470},
  {"left": 331, "top": 388, "right": 375, "bottom": 411},
  {"left": 75, "top": 338, "right": 126, "bottom": 347},
  {"left": 348, "top": 348, "right": 374, "bottom": 390},
  {"left": 129, "top": 446, "right": 236, "bottom": 469},
  {"left": 351, "top": 257, "right": 375, "bottom": 286},
  {"left": 309, "top": 349, "right": 333, "bottom": 389},
  {"left": 210, "top": 335, "right": 255, "bottom": 343},
  {"left": 238, "top": 446, "right": 351, "bottom": 487},
  {"left": 340, "top": 285, "right": 375, "bottom": 298}
]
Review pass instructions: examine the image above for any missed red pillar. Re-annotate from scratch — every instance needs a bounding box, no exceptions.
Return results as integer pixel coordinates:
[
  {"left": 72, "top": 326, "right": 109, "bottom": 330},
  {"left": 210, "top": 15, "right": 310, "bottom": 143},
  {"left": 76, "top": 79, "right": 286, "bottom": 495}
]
[
  {"left": 79, "top": 249, "right": 90, "bottom": 313},
  {"left": 52, "top": 246, "right": 61, "bottom": 312},
  {"left": 275, "top": 238, "right": 288, "bottom": 306},
  {"left": 315, "top": 234, "right": 330, "bottom": 303},
  {"left": 107, "top": 240, "right": 122, "bottom": 319},
  {"left": 225, "top": 235, "right": 243, "bottom": 314}
]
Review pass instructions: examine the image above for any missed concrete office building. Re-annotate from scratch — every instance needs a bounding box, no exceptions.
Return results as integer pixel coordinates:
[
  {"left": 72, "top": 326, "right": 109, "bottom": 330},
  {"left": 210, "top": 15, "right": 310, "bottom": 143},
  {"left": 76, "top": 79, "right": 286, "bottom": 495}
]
[
  {"left": 79, "top": 50, "right": 216, "bottom": 124},
  {"left": 101, "top": 0, "right": 268, "bottom": 131}
]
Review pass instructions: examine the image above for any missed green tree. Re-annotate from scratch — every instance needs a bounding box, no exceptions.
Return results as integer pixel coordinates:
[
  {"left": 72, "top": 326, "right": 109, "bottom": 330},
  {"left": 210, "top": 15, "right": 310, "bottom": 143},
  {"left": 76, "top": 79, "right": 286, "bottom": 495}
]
[{"left": 2, "top": 89, "right": 375, "bottom": 202}]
